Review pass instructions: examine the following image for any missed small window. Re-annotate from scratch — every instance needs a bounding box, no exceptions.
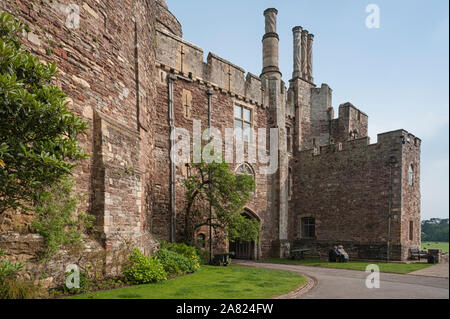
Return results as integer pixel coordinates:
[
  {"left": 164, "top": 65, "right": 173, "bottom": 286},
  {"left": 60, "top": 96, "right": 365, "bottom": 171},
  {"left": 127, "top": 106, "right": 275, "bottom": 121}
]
[
  {"left": 409, "top": 221, "right": 413, "bottom": 241},
  {"left": 301, "top": 217, "right": 315, "bottom": 238},
  {"left": 196, "top": 233, "right": 206, "bottom": 248},
  {"left": 234, "top": 105, "right": 252, "bottom": 142},
  {"left": 409, "top": 164, "right": 414, "bottom": 186}
]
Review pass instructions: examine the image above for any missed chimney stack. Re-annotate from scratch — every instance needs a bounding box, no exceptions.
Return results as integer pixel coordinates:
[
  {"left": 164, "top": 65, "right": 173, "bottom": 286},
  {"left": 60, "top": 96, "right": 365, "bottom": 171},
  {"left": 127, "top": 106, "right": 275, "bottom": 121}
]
[
  {"left": 307, "top": 33, "right": 314, "bottom": 82},
  {"left": 262, "top": 8, "right": 281, "bottom": 78},
  {"left": 292, "top": 26, "right": 303, "bottom": 79}
]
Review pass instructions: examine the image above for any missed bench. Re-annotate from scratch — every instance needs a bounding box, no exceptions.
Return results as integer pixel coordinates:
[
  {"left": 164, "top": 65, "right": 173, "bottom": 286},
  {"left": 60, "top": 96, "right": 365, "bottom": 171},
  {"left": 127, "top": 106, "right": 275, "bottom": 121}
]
[
  {"left": 290, "top": 248, "right": 311, "bottom": 260},
  {"left": 410, "top": 247, "right": 428, "bottom": 260},
  {"left": 213, "top": 252, "right": 234, "bottom": 266}
]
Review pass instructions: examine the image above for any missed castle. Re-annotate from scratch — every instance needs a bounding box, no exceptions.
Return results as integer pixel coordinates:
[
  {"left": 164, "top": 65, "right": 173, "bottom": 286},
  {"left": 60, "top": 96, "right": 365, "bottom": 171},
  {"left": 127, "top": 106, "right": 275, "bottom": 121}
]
[{"left": 0, "top": 0, "right": 421, "bottom": 272}]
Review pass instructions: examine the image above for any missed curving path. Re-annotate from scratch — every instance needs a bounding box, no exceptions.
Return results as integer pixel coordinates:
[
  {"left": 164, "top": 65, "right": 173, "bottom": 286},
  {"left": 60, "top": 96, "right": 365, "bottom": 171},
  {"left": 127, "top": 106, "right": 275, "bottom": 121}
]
[{"left": 235, "top": 260, "right": 449, "bottom": 299}]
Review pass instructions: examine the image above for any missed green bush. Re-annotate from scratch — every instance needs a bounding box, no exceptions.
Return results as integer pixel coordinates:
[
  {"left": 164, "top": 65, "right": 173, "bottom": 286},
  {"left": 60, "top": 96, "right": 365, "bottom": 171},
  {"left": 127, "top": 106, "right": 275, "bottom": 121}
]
[
  {"left": 155, "top": 249, "right": 198, "bottom": 276},
  {"left": 164, "top": 243, "right": 200, "bottom": 271},
  {"left": 195, "top": 247, "right": 211, "bottom": 265},
  {"left": 0, "top": 12, "right": 88, "bottom": 215},
  {"left": 122, "top": 248, "right": 167, "bottom": 285},
  {"left": 0, "top": 249, "right": 43, "bottom": 299},
  {"left": 33, "top": 177, "right": 94, "bottom": 259}
]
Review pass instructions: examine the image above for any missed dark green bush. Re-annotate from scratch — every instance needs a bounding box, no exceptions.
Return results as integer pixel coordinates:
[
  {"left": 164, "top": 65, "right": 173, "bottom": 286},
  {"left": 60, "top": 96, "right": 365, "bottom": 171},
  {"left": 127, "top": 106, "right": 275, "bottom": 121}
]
[
  {"left": 155, "top": 249, "right": 198, "bottom": 276},
  {"left": 164, "top": 243, "right": 200, "bottom": 270},
  {"left": 0, "top": 12, "right": 88, "bottom": 215},
  {"left": 122, "top": 248, "right": 167, "bottom": 285},
  {"left": 196, "top": 247, "right": 211, "bottom": 265}
]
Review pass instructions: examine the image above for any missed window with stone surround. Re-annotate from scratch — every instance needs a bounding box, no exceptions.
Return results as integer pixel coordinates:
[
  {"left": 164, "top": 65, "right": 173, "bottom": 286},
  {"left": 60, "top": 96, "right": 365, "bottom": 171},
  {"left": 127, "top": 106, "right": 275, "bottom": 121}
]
[
  {"left": 234, "top": 105, "right": 252, "bottom": 142},
  {"left": 409, "top": 164, "right": 414, "bottom": 186},
  {"left": 301, "top": 217, "right": 315, "bottom": 238},
  {"left": 409, "top": 221, "right": 414, "bottom": 241}
]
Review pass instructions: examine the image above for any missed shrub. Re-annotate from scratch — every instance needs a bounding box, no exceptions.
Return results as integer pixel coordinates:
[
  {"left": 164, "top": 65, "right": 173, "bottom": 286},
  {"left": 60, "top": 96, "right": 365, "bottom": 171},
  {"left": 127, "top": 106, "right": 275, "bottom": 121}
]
[
  {"left": 122, "top": 248, "right": 167, "bottom": 285},
  {"left": 155, "top": 249, "right": 198, "bottom": 276},
  {"left": 196, "top": 247, "right": 211, "bottom": 265},
  {"left": 32, "top": 176, "right": 94, "bottom": 259},
  {"left": 0, "top": 249, "right": 43, "bottom": 299},
  {"left": 164, "top": 243, "right": 200, "bottom": 271},
  {"left": 0, "top": 12, "right": 88, "bottom": 215}
]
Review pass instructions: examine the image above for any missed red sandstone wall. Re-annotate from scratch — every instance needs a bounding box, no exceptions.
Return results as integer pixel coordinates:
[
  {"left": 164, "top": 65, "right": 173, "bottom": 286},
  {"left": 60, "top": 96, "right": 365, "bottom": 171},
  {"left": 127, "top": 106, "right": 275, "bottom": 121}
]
[
  {"left": 152, "top": 67, "right": 277, "bottom": 258},
  {"left": 400, "top": 135, "right": 421, "bottom": 260},
  {"left": 0, "top": 0, "right": 159, "bottom": 268},
  {"left": 289, "top": 130, "right": 410, "bottom": 260}
]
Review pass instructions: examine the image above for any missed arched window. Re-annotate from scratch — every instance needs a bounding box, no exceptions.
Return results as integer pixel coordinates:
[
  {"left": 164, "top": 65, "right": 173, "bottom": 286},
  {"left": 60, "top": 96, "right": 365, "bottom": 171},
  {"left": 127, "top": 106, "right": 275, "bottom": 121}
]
[
  {"left": 236, "top": 163, "right": 255, "bottom": 193},
  {"left": 409, "top": 164, "right": 414, "bottom": 186},
  {"left": 236, "top": 162, "right": 255, "bottom": 176},
  {"left": 196, "top": 233, "right": 206, "bottom": 248}
]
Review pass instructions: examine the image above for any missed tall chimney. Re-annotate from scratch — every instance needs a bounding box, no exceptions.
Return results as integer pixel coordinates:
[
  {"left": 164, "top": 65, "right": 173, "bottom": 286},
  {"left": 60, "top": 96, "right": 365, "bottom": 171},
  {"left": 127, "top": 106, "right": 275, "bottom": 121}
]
[
  {"left": 301, "top": 29, "right": 308, "bottom": 80},
  {"left": 292, "top": 26, "right": 303, "bottom": 79},
  {"left": 262, "top": 8, "right": 281, "bottom": 77}
]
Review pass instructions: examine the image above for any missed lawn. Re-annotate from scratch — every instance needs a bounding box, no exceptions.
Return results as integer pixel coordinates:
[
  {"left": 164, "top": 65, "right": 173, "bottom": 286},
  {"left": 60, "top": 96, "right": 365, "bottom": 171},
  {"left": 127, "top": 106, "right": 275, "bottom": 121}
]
[
  {"left": 422, "top": 241, "right": 449, "bottom": 253},
  {"left": 66, "top": 265, "right": 306, "bottom": 299},
  {"left": 263, "top": 258, "right": 433, "bottom": 274}
]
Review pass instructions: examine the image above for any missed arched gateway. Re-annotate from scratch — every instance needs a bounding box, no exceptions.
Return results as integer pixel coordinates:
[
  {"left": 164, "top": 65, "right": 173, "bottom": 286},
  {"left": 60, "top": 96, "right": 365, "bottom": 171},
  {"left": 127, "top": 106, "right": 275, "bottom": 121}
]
[{"left": 229, "top": 209, "right": 260, "bottom": 260}]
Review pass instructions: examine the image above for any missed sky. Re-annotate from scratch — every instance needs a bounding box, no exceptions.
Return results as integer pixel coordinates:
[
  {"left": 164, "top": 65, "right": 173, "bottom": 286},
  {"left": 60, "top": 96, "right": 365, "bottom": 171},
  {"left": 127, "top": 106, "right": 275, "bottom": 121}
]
[{"left": 166, "top": 0, "right": 449, "bottom": 220}]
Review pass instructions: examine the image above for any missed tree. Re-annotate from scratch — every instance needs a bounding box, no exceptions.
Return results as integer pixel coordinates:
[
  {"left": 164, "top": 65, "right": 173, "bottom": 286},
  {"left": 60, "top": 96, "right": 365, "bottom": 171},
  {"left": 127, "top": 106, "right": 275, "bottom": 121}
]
[
  {"left": 184, "top": 159, "right": 259, "bottom": 245},
  {"left": 0, "top": 12, "right": 88, "bottom": 214},
  {"left": 421, "top": 218, "right": 449, "bottom": 242}
]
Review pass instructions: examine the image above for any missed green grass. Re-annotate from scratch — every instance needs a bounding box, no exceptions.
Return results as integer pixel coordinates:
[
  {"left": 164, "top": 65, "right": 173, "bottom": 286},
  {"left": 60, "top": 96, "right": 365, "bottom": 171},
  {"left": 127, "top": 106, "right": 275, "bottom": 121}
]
[
  {"left": 263, "top": 258, "right": 433, "bottom": 274},
  {"left": 66, "top": 265, "right": 306, "bottom": 299},
  {"left": 422, "top": 241, "right": 449, "bottom": 253}
]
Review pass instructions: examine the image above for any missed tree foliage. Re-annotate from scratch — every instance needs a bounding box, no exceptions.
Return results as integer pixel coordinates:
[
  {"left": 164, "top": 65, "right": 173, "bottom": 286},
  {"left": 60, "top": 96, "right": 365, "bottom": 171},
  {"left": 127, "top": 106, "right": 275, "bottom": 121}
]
[
  {"left": 184, "top": 158, "right": 259, "bottom": 244},
  {"left": 32, "top": 176, "right": 94, "bottom": 259},
  {"left": 421, "top": 218, "right": 449, "bottom": 242},
  {"left": 0, "top": 12, "right": 88, "bottom": 214}
]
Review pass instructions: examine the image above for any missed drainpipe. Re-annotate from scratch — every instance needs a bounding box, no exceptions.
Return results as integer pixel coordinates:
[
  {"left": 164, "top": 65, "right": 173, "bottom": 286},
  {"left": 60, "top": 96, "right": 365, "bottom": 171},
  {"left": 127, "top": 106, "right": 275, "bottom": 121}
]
[
  {"left": 168, "top": 74, "right": 176, "bottom": 243},
  {"left": 168, "top": 73, "right": 192, "bottom": 243},
  {"left": 387, "top": 155, "right": 398, "bottom": 262},
  {"left": 206, "top": 88, "right": 214, "bottom": 263}
]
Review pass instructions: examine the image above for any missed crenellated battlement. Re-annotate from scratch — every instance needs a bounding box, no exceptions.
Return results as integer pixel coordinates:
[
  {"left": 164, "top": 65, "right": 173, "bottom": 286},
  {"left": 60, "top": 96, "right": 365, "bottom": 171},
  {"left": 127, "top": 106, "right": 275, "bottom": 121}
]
[
  {"left": 297, "top": 129, "right": 421, "bottom": 160},
  {"left": 155, "top": 28, "right": 264, "bottom": 107}
]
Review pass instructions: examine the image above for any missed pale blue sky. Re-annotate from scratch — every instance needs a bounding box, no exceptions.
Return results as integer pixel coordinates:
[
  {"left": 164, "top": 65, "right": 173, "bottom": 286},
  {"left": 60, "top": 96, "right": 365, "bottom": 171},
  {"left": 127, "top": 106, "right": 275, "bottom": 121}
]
[{"left": 166, "top": 0, "right": 449, "bottom": 220}]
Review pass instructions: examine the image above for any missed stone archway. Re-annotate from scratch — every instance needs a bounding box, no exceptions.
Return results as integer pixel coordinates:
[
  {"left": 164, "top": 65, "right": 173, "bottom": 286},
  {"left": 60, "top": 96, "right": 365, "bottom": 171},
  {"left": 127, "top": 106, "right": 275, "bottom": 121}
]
[{"left": 229, "top": 209, "right": 260, "bottom": 260}]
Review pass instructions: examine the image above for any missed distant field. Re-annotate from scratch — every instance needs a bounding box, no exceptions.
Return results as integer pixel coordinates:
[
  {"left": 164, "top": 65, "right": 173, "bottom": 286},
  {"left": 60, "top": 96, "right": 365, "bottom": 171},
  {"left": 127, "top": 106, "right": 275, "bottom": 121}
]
[{"left": 422, "top": 241, "right": 449, "bottom": 253}]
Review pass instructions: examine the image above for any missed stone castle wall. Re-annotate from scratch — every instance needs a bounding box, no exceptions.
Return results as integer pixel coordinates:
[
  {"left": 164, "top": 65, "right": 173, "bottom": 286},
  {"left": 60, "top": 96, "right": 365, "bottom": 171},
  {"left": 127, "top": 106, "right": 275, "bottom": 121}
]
[
  {"left": 0, "top": 0, "right": 161, "bottom": 282},
  {"left": 0, "top": 1, "right": 422, "bottom": 270},
  {"left": 288, "top": 129, "right": 421, "bottom": 260}
]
